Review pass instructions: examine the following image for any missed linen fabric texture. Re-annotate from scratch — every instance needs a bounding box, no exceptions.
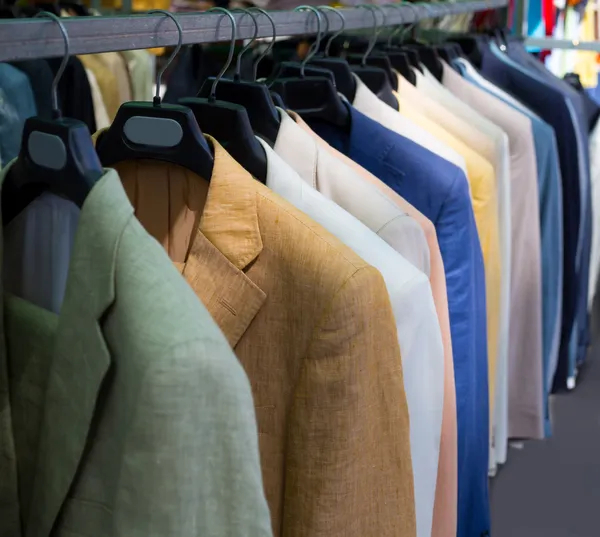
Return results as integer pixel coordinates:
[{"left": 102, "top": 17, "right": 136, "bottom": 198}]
[{"left": 103, "top": 135, "right": 417, "bottom": 537}]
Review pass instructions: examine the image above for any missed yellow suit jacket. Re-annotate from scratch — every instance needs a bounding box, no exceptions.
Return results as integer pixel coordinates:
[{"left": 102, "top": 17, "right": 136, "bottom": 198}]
[{"left": 98, "top": 135, "right": 417, "bottom": 537}]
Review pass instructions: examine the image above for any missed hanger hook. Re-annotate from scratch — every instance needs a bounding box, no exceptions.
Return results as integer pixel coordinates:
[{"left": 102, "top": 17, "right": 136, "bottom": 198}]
[
  {"left": 148, "top": 10, "right": 182, "bottom": 106},
  {"left": 358, "top": 4, "right": 380, "bottom": 66},
  {"left": 206, "top": 7, "right": 237, "bottom": 101},
  {"left": 35, "top": 11, "right": 69, "bottom": 118},
  {"left": 230, "top": 8, "right": 258, "bottom": 81},
  {"left": 385, "top": 4, "right": 405, "bottom": 49},
  {"left": 249, "top": 7, "right": 276, "bottom": 82},
  {"left": 398, "top": 1, "right": 420, "bottom": 43},
  {"left": 294, "top": 5, "right": 322, "bottom": 77},
  {"left": 318, "top": 6, "right": 345, "bottom": 58}
]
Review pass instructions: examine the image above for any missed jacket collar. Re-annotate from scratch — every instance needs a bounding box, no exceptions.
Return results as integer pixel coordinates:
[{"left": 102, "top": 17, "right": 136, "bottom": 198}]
[
  {"left": 92, "top": 130, "right": 263, "bottom": 272},
  {"left": 182, "top": 138, "right": 267, "bottom": 348},
  {"left": 0, "top": 163, "right": 131, "bottom": 537},
  {"left": 199, "top": 137, "right": 263, "bottom": 270},
  {"left": 273, "top": 108, "right": 319, "bottom": 188},
  {"left": 352, "top": 74, "right": 390, "bottom": 126}
]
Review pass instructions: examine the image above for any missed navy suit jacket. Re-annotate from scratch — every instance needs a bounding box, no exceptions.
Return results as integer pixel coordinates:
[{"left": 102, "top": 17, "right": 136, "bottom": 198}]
[{"left": 307, "top": 105, "right": 491, "bottom": 537}]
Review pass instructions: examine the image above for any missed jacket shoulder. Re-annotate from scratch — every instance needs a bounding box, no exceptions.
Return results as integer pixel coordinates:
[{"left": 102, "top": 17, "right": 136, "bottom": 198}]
[{"left": 252, "top": 182, "right": 372, "bottom": 278}]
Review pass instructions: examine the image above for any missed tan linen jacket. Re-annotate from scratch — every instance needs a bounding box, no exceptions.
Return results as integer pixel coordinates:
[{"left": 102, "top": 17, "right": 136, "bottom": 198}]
[{"left": 103, "top": 136, "right": 416, "bottom": 537}]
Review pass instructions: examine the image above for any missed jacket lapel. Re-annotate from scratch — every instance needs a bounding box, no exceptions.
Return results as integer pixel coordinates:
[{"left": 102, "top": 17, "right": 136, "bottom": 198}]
[
  {"left": 24, "top": 171, "right": 133, "bottom": 537},
  {"left": 182, "top": 139, "right": 267, "bottom": 348},
  {"left": 181, "top": 232, "right": 266, "bottom": 348}
]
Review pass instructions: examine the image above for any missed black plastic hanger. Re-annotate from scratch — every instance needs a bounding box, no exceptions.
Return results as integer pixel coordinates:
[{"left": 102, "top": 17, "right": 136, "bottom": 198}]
[
  {"left": 181, "top": 8, "right": 267, "bottom": 182},
  {"left": 398, "top": 45, "right": 422, "bottom": 72},
  {"left": 269, "top": 5, "right": 349, "bottom": 128},
  {"left": 433, "top": 44, "right": 453, "bottom": 63},
  {"left": 349, "top": 5, "right": 397, "bottom": 109},
  {"left": 449, "top": 36, "right": 484, "bottom": 67},
  {"left": 2, "top": 11, "right": 103, "bottom": 225},
  {"left": 197, "top": 8, "right": 280, "bottom": 146},
  {"left": 96, "top": 10, "right": 213, "bottom": 180},
  {"left": 308, "top": 5, "right": 356, "bottom": 101},
  {"left": 385, "top": 2, "right": 422, "bottom": 75},
  {"left": 399, "top": 2, "right": 444, "bottom": 80},
  {"left": 347, "top": 5, "right": 398, "bottom": 90},
  {"left": 403, "top": 44, "right": 443, "bottom": 80},
  {"left": 375, "top": 5, "right": 416, "bottom": 86}
]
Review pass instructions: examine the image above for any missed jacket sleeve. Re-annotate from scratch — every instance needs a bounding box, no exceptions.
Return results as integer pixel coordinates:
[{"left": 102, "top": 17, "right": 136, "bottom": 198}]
[
  {"left": 118, "top": 336, "right": 274, "bottom": 537},
  {"left": 283, "top": 265, "right": 416, "bottom": 537}
]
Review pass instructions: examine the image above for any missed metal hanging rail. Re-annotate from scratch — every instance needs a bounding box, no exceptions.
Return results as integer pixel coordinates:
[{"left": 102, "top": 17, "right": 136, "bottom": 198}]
[
  {"left": 525, "top": 37, "right": 600, "bottom": 53},
  {"left": 0, "top": 0, "right": 507, "bottom": 63}
]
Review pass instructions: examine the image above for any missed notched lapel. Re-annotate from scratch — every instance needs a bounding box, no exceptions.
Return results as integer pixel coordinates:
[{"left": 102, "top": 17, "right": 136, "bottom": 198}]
[{"left": 182, "top": 232, "right": 266, "bottom": 349}]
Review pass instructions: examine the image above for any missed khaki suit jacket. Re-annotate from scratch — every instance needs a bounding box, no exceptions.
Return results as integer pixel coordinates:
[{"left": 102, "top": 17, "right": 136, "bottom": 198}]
[
  {"left": 106, "top": 137, "right": 416, "bottom": 537},
  {"left": 0, "top": 165, "right": 272, "bottom": 537}
]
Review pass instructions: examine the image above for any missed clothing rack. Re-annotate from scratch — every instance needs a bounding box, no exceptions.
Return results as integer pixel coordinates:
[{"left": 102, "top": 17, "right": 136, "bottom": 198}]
[
  {"left": 525, "top": 37, "right": 600, "bottom": 52},
  {"left": 0, "top": 0, "right": 507, "bottom": 63}
]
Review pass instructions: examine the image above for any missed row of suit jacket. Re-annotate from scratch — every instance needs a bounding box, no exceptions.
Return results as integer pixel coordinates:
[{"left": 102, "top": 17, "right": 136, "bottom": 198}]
[{"left": 0, "top": 33, "right": 595, "bottom": 537}]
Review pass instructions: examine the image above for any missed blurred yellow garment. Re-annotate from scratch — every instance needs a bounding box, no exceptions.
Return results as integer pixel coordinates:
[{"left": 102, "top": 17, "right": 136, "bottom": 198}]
[
  {"left": 78, "top": 54, "right": 120, "bottom": 121},
  {"left": 79, "top": 53, "right": 132, "bottom": 121},
  {"left": 573, "top": 3, "right": 598, "bottom": 88}
]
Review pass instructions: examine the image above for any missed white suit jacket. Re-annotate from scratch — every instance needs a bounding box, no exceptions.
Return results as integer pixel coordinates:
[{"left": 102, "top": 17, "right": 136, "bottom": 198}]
[
  {"left": 351, "top": 75, "right": 468, "bottom": 176},
  {"left": 264, "top": 128, "right": 444, "bottom": 537}
]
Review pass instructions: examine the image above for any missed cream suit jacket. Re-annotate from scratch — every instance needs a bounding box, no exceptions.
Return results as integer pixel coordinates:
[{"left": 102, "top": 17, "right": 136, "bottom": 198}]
[
  {"left": 441, "top": 62, "right": 544, "bottom": 441},
  {"left": 0, "top": 165, "right": 273, "bottom": 537},
  {"left": 102, "top": 137, "right": 416, "bottom": 537},
  {"left": 285, "top": 110, "right": 457, "bottom": 537},
  {"left": 272, "top": 112, "right": 444, "bottom": 537}
]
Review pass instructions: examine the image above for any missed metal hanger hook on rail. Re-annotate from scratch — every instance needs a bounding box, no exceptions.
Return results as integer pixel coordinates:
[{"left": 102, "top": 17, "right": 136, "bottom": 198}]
[
  {"left": 249, "top": 7, "right": 276, "bottom": 82},
  {"left": 294, "top": 5, "right": 323, "bottom": 77},
  {"left": 399, "top": 1, "right": 421, "bottom": 42},
  {"left": 358, "top": 4, "right": 381, "bottom": 66},
  {"left": 230, "top": 8, "right": 258, "bottom": 81},
  {"left": 34, "top": 11, "right": 69, "bottom": 118},
  {"left": 370, "top": 4, "right": 391, "bottom": 48},
  {"left": 385, "top": 3, "right": 406, "bottom": 49},
  {"left": 205, "top": 7, "right": 237, "bottom": 101},
  {"left": 147, "top": 10, "right": 182, "bottom": 105},
  {"left": 317, "top": 6, "right": 346, "bottom": 57}
]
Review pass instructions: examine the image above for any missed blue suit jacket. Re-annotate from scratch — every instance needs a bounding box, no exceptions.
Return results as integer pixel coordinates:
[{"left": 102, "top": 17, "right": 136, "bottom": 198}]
[
  {"left": 479, "top": 42, "right": 588, "bottom": 390},
  {"left": 455, "top": 60, "right": 564, "bottom": 435},
  {"left": 307, "top": 105, "right": 491, "bottom": 537},
  {"left": 0, "top": 63, "right": 37, "bottom": 163}
]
